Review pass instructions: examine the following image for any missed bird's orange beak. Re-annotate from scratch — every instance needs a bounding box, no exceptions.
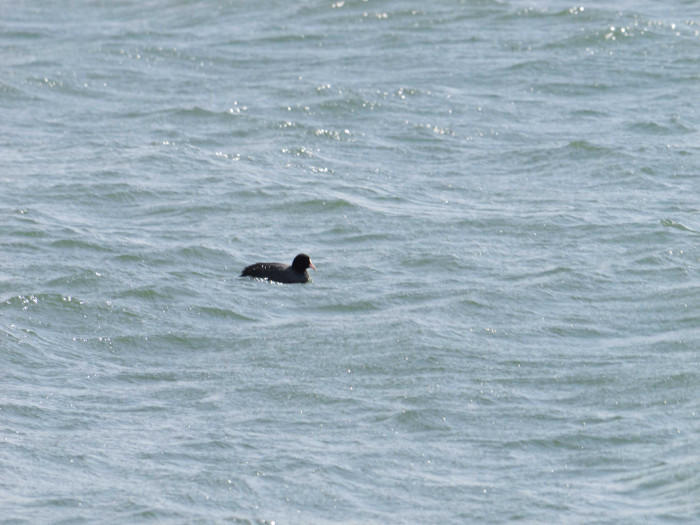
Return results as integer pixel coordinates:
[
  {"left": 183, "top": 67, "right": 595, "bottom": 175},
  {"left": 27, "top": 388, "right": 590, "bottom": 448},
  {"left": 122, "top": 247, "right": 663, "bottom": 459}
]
[{"left": 309, "top": 261, "right": 316, "bottom": 271}]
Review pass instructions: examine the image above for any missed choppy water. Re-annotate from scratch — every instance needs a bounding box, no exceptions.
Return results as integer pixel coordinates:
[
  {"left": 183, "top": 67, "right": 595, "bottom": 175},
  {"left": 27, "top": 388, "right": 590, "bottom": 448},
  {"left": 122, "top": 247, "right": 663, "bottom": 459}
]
[{"left": 2, "top": 1, "right": 699, "bottom": 523}]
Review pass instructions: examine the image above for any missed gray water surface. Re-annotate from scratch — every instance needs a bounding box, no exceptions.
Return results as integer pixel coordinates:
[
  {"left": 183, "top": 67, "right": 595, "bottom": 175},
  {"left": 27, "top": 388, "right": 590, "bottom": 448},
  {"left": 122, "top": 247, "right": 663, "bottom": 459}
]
[{"left": 2, "top": 1, "right": 699, "bottom": 523}]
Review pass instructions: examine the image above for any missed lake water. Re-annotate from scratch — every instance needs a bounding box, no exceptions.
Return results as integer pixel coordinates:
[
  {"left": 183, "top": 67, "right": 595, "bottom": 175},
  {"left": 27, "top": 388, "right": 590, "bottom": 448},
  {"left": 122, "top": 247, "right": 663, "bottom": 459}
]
[{"left": 1, "top": 1, "right": 699, "bottom": 522}]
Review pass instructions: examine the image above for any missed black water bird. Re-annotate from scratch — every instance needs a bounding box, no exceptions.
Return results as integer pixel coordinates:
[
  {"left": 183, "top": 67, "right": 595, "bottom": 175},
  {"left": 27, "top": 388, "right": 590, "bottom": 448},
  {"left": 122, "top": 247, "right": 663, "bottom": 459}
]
[{"left": 241, "top": 253, "right": 316, "bottom": 284}]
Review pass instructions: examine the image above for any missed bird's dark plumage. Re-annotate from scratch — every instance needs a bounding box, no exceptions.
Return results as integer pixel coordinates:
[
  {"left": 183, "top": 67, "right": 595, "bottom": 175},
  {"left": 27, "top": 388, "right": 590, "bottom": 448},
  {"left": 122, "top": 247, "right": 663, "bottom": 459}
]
[{"left": 241, "top": 253, "right": 316, "bottom": 284}]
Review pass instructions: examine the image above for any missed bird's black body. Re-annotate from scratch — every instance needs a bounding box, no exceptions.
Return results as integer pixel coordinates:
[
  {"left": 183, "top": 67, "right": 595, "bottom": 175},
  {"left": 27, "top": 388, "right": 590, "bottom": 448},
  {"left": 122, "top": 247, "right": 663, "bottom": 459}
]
[{"left": 241, "top": 253, "right": 316, "bottom": 284}]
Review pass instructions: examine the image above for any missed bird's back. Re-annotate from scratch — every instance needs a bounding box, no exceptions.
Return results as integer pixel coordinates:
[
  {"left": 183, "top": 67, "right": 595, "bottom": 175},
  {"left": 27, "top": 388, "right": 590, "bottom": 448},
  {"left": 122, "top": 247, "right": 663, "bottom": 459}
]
[
  {"left": 241, "top": 261, "right": 309, "bottom": 283},
  {"left": 241, "top": 262, "right": 286, "bottom": 278}
]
